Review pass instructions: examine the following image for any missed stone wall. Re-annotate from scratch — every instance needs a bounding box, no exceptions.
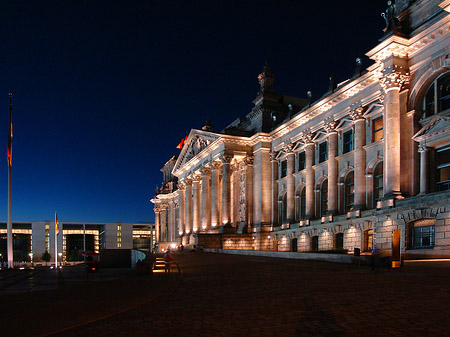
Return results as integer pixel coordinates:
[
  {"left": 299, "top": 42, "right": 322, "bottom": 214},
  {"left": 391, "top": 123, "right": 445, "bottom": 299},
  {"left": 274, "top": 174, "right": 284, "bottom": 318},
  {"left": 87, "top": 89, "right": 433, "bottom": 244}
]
[
  {"left": 222, "top": 234, "right": 254, "bottom": 250},
  {"left": 197, "top": 234, "right": 223, "bottom": 249}
]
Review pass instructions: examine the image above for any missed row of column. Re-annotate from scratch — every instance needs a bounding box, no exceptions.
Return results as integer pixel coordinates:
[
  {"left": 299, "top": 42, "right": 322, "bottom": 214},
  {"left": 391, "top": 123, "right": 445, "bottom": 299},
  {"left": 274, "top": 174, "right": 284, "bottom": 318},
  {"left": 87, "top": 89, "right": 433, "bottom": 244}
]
[
  {"left": 178, "top": 155, "right": 234, "bottom": 238},
  {"left": 275, "top": 69, "right": 407, "bottom": 223}
]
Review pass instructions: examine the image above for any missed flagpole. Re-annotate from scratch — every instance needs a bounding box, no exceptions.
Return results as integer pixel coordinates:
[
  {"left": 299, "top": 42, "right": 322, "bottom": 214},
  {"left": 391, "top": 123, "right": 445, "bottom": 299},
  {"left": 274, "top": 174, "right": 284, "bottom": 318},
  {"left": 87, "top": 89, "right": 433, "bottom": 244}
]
[
  {"left": 7, "top": 93, "right": 13, "bottom": 269},
  {"left": 55, "top": 212, "right": 57, "bottom": 268}
]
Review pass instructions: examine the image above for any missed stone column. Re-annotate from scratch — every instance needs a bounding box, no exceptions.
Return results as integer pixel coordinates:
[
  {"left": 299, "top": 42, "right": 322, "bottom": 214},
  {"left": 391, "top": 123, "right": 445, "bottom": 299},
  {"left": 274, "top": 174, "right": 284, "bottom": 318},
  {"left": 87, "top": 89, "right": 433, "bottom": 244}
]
[
  {"left": 178, "top": 183, "right": 186, "bottom": 237},
  {"left": 168, "top": 201, "right": 173, "bottom": 241},
  {"left": 201, "top": 167, "right": 211, "bottom": 230},
  {"left": 184, "top": 178, "right": 193, "bottom": 238},
  {"left": 381, "top": 67, "right": 409, "bottom": 199},
  {"left": 352, "top": 107, "right": 366, "bottom": 210},
  {"left": 418, "top": 144, "right": 428, "bottom": 194},
  {"left": 192, "top": 174, "right": 202, "bottom": 233},
  {"left": 221, "top": 154, "right": 233, "bottom": 226},
  {"left": 271, "top": 152, "right": 279, "bottom": 226},
  {"left": 154, "top": 208, "right": 160, "bottom": 243},
  {"left": 211, "top": 161, "right": 222, "bottom": 228},
  {"left": 245, "top": 155, "right": 254, "bottom": 230},
  {"left": 285, "top": 144, "right": 295, "bottom": 223},
  {"left": 253, "top": 146, "right": 271, "bottom": 231},
  {"left": 325, "top": 121, "right": 338, "bottom": 215},
  {"left": 304, "top": 134, "right": 315, "bottom": 219},
  {"left": 160, "top": 204, "right": 167, "bottom": 242}
]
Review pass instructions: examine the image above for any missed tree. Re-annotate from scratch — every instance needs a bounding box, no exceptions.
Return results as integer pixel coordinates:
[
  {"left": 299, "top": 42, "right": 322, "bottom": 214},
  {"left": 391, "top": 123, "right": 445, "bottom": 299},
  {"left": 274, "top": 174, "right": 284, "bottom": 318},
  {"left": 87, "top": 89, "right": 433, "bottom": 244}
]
[{"left": 42, "top": 250, "right": 51, "bottom": 262}]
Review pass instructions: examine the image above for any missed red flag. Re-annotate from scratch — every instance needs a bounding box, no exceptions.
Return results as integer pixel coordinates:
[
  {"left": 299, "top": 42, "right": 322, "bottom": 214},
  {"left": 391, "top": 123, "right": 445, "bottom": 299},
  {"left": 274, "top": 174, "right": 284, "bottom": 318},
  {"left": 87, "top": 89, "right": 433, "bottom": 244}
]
[
  {"left": 176, "top": 136, "right": 187, "bottom": 149},
  {"left": 56, "top": 213, "right": 59, "bottom": 235},
  {"left": 7, "top": 93, "right": 12, "bottom": 166}
]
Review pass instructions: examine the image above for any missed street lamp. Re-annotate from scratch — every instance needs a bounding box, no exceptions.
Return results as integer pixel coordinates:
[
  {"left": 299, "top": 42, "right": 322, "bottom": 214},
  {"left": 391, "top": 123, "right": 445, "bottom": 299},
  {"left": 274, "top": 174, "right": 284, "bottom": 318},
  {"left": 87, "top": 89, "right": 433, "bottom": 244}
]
[
  {"left": 0, "top": 253, "right": 2, "bottom": 267},
  {"left": 58, "top": 252, "right": 62, "bottom": 267},
  {"left": 29, "top": 253, "right": 33, "bottom": 266}
]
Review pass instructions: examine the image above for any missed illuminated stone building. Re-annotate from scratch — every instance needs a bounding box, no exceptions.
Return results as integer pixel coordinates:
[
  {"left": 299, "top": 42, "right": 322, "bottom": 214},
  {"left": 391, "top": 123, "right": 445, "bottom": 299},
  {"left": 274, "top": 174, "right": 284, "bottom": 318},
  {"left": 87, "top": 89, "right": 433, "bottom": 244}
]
[{"left": 152, "top": 0, "right": 450, "bottom": 258}]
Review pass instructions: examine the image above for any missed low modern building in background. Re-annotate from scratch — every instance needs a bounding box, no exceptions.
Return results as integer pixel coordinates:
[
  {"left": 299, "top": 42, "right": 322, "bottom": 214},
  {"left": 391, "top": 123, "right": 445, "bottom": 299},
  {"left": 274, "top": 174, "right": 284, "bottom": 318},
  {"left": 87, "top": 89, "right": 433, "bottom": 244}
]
[{"left": 0, "top": 221, "right": 154, "bottom": 264}]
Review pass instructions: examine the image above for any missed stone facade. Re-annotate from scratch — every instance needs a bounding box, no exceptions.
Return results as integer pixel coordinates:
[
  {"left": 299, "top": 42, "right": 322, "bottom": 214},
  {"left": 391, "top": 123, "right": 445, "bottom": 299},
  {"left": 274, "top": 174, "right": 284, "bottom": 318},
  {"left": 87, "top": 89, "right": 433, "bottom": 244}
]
[{"left": 152, "top": 0, "right": 450, "bottom": 259}]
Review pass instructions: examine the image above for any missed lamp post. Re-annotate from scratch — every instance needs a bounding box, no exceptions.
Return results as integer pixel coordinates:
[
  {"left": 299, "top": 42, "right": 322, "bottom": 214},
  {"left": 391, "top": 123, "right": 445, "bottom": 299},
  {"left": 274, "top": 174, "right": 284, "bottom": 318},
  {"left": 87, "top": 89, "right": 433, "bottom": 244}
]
[
  {"left": 29, "top": 252, "right": 33, "bottom": 266},
  {"left": 0, "top": 253, "right": 3, "bottom": 267},
  {"left": 58, "top": 252, "right": 62, "bottom": 267}
]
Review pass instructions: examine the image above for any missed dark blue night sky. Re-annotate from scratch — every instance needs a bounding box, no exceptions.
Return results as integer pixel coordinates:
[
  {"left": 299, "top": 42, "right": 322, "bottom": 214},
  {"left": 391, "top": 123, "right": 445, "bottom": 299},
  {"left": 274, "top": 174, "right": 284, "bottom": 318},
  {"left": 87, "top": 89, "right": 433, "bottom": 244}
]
[{"left": 0, "top": 0, "right": 388, "bottom": 223}]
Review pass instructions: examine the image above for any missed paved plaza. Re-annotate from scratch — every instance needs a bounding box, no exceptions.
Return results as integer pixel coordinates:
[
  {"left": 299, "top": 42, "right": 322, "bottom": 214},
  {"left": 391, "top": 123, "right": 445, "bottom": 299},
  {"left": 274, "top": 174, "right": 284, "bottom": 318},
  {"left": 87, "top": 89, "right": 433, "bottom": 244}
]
[{"left": 1, "top": 253, "right": 450, "bottom": 336}]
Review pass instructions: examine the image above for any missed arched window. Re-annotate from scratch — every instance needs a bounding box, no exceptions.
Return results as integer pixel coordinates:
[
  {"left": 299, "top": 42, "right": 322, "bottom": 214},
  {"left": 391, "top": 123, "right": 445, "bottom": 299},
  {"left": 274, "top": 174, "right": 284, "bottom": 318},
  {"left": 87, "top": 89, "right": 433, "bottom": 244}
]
[
  {"left": 423, "top": 72, "right": 450, "bottom": 117},
  {"left": 321, "top": 179, "right": 328, "bottom": 217},
  {"left": 373, "top": 162, "right": 383, "bottom": 203},
  {"left": 345, "top": 171, "right": 354, "bottom": 212}
]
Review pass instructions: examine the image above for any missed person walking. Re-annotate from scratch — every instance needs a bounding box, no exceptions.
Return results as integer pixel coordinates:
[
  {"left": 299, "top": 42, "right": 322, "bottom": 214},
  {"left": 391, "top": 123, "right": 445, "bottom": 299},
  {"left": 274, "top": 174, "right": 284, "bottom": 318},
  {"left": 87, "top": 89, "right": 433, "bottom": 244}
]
[{"left": 164, "top": 250, "right": 173, "bottom": 273}]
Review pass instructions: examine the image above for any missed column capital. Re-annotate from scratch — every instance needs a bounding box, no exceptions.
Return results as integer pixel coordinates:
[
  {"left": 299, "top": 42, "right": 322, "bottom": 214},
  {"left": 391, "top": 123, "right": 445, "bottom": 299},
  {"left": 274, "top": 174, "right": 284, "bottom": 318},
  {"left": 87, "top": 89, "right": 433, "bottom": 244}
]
[
  {"left": 185, "top": 178, "right": 193, "bottom": 186},
  {"left": 192, "top": 174, "right": 202, "bottom": 182},
  {"left": 270, "top": 151, "right": 278, "bottom": 162},
  {"left": 160, "top": 204, "right": 168, "bottom": 210},
  {"left": 201, "top": 166, "right": 211, "bottom": 175},
  {"left": 301, "top": 132, "right": 315, "bottom": 144},
  {"left": 324, "top": 120, "right": 338, "bottom": 134},
  {"left": 380, "top": 68, "right": 410, "bottom": 92},
  {"left": 178, "top": 182, "right": 186, "bottom": 190},
  {"left": 244, "top": 154, "right": 254, "bottom": 166},
  {"left": 282, "top": 143, "right": 295, "bottom": 154},
  {"left": 212, "top": 160, "right": 223, "bottom": 169},
  {"left": 418, "top": 144, "right": 429, "bottom": 153},
  {"left": 154, "top": 207, "right": 160, "bottom": 213},
  {"left": 220, "top": 154, "right": 234, "bottom": 164},
  {"left": 350, "top": 106, "right": 365, "bottom": 122}
]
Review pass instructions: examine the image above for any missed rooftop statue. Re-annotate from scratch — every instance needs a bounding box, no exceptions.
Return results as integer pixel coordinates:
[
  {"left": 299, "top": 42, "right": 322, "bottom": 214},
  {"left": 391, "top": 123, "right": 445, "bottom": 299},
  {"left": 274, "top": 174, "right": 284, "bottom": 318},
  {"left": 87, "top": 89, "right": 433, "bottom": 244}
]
[{"left": 381, "top": 0, "right": 401, "bottom": 35}]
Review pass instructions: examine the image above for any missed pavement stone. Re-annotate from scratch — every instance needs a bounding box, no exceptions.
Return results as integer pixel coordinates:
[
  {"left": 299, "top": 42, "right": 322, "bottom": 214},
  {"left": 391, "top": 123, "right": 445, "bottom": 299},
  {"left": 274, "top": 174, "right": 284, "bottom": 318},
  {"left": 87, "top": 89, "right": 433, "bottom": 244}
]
[{"left": 1, "top": 253, "right": 450, "bottom": 336}]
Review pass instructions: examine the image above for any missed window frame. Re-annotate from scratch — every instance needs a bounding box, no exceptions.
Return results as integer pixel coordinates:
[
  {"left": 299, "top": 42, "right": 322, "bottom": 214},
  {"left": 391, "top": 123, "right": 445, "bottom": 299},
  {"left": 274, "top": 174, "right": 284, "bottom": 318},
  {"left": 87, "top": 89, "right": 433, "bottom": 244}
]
[
  {"left": 318, "top": 141, "right": 328, "bottom": 163},
  {"left": 343, "top": 129, "right": 354, "bottom": 154},
  {"left": 372, "top": 116, "right": 383, "bottom": 143}
]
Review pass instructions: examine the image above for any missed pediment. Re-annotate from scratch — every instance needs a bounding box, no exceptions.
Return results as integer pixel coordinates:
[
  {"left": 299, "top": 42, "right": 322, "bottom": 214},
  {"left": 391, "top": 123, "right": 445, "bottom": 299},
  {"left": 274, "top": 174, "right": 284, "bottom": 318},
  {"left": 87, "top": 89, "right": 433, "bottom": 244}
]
[
  {"left": 172, "top": 129, "right": 221, "bottom": 173},
  {"left": 413, "top": 116, "right": 450, "bottom": 142}
]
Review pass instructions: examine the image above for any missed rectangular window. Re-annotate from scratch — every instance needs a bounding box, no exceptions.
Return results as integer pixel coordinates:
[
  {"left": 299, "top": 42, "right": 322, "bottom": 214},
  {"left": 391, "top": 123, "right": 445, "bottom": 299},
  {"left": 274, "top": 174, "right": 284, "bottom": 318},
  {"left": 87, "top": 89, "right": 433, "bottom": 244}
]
[
  {"left": 319, "top": 142, "right": 328, "bottom": 163},
  {"left": 117, "top": 224, "right": 122, "bottom": 248},
  {"left": 436, "top": 146, "right": 450, "bottom": 191},
  {"left": 298, "top": 151, "right": 305, "bottom": 171},
  {"left": 343, "top": 130, "right": 353, "bottom": 153},
  {"left": 372, "top": 117, "right": 383, "bottom": 142},
  {"left": 280, "top": 160, "right": 287, "bottom": 178},
  {"left": 411, "top": 226, "right": 435, "bottom": 249}
]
